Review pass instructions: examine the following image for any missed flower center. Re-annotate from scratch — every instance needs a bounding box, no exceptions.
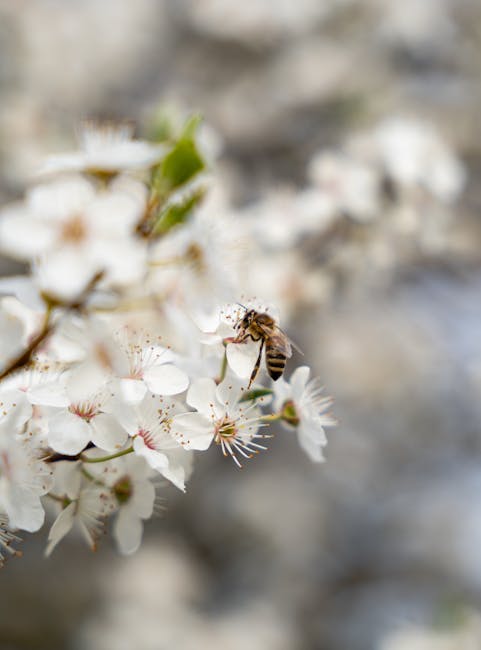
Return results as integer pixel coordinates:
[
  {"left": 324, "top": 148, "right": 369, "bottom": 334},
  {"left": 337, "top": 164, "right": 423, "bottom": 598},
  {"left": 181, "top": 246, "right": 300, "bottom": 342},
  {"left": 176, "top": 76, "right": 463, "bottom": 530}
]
[
  {"left": 137, "top": 427, "right": 156, "bottom": 450},
  {"left": 113, "top": 475, "right": 133, "bottom": 504},
  {"left": 60, "top": 215, "right": 88, "bottom": 244},
  {"left": 281, "top": 400, "right": 300, "bottom": 427},
  {"left": 184, "top": 243, "right": 206, "bottom": 273},
  {"left": 69, "top": 402, "right": 99, "bottom": 421},
  {"left": 214, "top": 416, "right": 238, "bottom": 443}
]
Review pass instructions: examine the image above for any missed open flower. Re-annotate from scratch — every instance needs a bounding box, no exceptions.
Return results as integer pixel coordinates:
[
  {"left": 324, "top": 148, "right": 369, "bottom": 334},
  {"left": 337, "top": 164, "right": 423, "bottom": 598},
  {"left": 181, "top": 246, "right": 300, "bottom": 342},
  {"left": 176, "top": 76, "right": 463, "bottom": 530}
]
[
  {"left": 114, "top": 329, "right": 189, "bottom": 404},
  {"left": 273, "top": 366, "right": 336, "bottom": 462},
  {"left": 111, "top": 394, "right": 193, "bottom": 491},
  {"left": 46, "top": 379, "right": 127, "bottom": 456},
  {"left": 171, "top": 376, "right": 268, "bottom": 467},
  {"left": 0, "top": 174, "right": 147, "bottom": 301},
  {"left": 89, "top": 455, "right": 157, "bottom": 555},
  {"left": 38, "top": 122, "right": 166, "bottom": 176}
]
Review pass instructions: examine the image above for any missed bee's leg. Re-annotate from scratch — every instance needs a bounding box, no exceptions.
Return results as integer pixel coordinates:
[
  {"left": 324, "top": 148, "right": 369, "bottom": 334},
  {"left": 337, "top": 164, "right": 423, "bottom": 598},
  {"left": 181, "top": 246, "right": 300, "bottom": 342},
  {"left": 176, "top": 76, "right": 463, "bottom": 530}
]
[{"left": 248, "top": 339, "right": 264, "bottom": 388}]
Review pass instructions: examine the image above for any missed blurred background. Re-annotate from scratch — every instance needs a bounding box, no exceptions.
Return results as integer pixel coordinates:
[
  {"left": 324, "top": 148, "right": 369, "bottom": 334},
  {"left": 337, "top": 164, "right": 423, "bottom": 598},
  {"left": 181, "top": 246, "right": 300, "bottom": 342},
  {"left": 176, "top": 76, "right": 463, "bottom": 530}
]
[{"left": 2, "top": 0, "right": 481, "bottom": 648}]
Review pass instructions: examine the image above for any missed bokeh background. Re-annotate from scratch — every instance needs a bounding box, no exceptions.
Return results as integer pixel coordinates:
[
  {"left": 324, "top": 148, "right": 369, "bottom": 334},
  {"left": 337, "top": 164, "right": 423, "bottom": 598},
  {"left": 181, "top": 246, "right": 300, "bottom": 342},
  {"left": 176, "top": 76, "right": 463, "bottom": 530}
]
[{"left": 2, "top": 1, "right": 481, "bottom": 648}]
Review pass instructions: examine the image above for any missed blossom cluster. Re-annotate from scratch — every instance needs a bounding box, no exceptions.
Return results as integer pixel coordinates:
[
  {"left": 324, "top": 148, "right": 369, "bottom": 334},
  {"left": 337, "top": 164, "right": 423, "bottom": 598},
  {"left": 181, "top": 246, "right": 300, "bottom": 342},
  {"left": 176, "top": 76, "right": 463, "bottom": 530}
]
[{"left": 0, "top": 119, "right": 335, "bottom": 562}]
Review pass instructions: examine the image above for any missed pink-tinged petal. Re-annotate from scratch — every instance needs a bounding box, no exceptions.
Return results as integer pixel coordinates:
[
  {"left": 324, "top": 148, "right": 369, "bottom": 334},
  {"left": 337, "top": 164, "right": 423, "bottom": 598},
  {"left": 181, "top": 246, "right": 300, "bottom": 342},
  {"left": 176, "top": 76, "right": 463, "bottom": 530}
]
[
  {"left": 113, "top": 509, "right": 143, "bottom": 555},
  {"left": 170, "top": 412, "right": 214, "bottom": 451},
  {"left": 290, "top": 366, "right": 311, "bottom": 401},
  {"left": 226, "top": 340, "right": 261, "bottom": 380},
  {"left": 120, "top": 378, "right": 147, "bottom": 404},
  {"left": 133, "top": 436, "right": 169, "bottom": 471},
  {"left": 186, "top": 378, "right": 218, "bottom": 416},
  {"left": 48, "top": 410, "right": 92, "bottom": 455},
  {"left": 45, "top": 502, "right": 76, "bottom": 556},
  {"left": 90, "top": 413, "right": 128, "bottom": 452},
  {"left": 143, "top": 364, "right": 189, "bottom": 396},
  {"left": 3, "top": 485, "right": 45, "bottom": 532},
  {"left": 0, "top": 208, "right": 56, "bottom": 259}
]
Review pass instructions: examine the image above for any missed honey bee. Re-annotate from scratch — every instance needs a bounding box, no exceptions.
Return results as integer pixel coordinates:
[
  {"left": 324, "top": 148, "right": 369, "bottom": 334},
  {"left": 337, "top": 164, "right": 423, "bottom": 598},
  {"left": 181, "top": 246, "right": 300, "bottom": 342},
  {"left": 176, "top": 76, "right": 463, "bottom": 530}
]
[{"left": 233, "top": 308, "right": 293, "bottom": 388}]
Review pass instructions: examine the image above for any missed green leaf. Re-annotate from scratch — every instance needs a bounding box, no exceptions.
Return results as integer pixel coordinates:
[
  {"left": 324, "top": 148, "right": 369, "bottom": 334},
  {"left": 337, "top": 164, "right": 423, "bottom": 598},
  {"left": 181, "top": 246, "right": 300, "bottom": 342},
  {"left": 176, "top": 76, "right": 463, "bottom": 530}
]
[
  {"left": 239, "top": 388, "right": 274, "bottom": 403},
  {"left": 152, "top": 185, "right": 206, "bottom": 235},
  {"left": 153, "top": 115, "right": 205, "bottom": 194}
]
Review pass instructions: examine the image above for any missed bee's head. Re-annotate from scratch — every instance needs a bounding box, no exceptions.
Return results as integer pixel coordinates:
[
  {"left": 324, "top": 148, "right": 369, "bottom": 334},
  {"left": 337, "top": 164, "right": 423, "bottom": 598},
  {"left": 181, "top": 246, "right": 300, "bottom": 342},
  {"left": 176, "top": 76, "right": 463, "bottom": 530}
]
[{"left": 235, "top": 308, "right": 256, "bottom": 331}]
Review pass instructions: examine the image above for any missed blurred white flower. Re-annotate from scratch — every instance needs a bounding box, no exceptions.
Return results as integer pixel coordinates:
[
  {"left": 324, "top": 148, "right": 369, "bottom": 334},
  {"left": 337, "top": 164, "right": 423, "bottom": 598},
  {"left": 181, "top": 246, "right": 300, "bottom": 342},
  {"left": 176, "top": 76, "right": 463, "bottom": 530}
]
[
  {"left": 273, "top": 366, "right": 336, "bottom": 462},
  {"left": 0, "top": 174, "right": 147, "bottom": 301},
  {"left": 38, "top": 123, "right": 166, "bottom": 176},
  {"left": 46, "top": 486, "right": 114, "bottom": 556},
  {"left": 171, "top": 376, "right": 268, "bottom": 467},
  {"left": 94, "top": 455, "right": 156, "bottom": 555},
  {"left": 308, "top": 150, "right": 381, "bottom": 222},
  {"left": 353, "top": 117, "right": 466, "bottom": 203}
]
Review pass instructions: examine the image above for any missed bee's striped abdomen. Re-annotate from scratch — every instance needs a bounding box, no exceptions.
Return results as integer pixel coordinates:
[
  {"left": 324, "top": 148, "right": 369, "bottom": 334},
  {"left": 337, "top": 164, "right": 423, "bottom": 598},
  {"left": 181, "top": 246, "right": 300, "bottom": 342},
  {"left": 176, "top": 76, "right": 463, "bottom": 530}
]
[{"left": 265, "top": 339, "right": 288, "bottom": 381}]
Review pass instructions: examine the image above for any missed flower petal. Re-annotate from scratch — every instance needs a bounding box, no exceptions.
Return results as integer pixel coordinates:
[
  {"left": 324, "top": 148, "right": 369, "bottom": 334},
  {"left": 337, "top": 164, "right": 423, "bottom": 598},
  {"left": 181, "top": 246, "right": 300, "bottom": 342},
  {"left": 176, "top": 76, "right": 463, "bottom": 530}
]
[
  {"left": 144, "top": 364, "right": 189, "bottom": 396},
  {"left": 113, "top": 509, "right": 143, "bottom": 555},
  {"left": 90, "top": 413, "right": 128, "bottom": 452},
  {"left": 48, "top": 410, "right": 92, "bottom": 455},
  {"left": 171, "top": 412, "right": 214, "bottom": 451}
]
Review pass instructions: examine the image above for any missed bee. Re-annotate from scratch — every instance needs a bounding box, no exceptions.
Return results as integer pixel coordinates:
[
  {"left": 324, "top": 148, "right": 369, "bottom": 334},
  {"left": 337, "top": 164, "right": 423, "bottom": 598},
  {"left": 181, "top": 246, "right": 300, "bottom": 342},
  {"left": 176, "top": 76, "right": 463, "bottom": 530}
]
[{"left": 233, "top": 308, "right": 293, "bottom": 388}]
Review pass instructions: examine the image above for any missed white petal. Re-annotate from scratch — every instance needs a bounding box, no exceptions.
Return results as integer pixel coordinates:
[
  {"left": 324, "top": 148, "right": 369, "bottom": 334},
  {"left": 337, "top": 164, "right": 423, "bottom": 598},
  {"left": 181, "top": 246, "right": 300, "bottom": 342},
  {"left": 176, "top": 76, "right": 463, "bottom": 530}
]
[
  {"left": 107, "top": 398, "right": 138, "bottom": 435},
  {"left": 226, "top": 340, "right": 261, "bottom": 380},
  {"left": 90, "top": 413, "right": 128, "bottom": 452},
  {"left": 120, "top": 378, "right": 147, "bottom": 404},
  {"left": 131, "top": 480, "right": 155, "bottom": 519},
  {"left": 143, "top": 364, "right": 189, "bottom": 396},
  {"left": 0, "top": 209, "right": 55, "bottom": 260},
  {"left": 48, "top": 410, "right": 92, "bottom": 455},
  {"left": 171, "top": 412, "right": 214, "bottom": 451},
  {"left": 186, "top": 377, "right": 218, "bottom": 416},
  {"left": 290, "top": 366, "right": 311, "bottom": 401},
  {"left": 4, "top": 485, "right": 45, "bottom": 532},
  {"left": 297, "top": 420, "right": 326, "bottom": 463},
  {"left": 35, "top": 248, "right": 99, "bottom": 302},
  {"left": 113, "top": 509, "right": 143, "bottom": 555},
  {"left": 45, "top": 502, "right": 76, "bottom": 556},
  {"left": 0, "top": 391, "right": 32, "bottom": 431}
]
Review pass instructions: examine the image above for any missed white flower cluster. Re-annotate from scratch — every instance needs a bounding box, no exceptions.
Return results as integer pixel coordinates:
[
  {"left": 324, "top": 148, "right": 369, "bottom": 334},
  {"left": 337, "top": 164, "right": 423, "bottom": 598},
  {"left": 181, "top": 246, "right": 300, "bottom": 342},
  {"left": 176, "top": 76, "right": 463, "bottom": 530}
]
[{"left": 0, "top": 121, "right": 335, "bottom": 561}]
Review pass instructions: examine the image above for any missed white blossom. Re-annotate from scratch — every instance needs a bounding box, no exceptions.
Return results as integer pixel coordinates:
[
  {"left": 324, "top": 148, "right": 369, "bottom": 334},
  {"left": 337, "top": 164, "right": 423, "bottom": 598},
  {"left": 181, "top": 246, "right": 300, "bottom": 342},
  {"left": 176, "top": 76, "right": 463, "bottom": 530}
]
[
  {"left": 111, "top": 394, "right": 193, "bottom": 491},
  {"left": 273, "top": 366, "right": 336, "bottom": 462},
  {"left": 38, "top": 123, "right": 166, "bottom": 176},
  {"left": 171, "top": 376, "right": 268, "bottom": 468},
  {"left": 0, "top": 174, "right": 147, "bottom": 301}
]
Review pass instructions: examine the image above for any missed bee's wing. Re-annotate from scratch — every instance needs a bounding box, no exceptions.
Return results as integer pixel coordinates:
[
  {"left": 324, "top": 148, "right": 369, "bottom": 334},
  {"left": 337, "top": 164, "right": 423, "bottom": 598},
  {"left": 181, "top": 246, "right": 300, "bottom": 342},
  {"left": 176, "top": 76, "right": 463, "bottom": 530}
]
[{"left": 287, "top": 335, "right": 303, "bottom": 356}]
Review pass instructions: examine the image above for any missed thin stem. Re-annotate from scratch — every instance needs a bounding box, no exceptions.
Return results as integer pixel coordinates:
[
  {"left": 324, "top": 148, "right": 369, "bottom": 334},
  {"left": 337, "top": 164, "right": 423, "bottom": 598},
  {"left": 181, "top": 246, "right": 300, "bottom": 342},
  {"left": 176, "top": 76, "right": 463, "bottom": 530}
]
[
  {"left": 216, "top": 349, "right": 228, "bottom": 385},
  {"left": 259, "top": 412, "right": 282, "bottom": 423},
  {"left": 81, "top": 446, "right": 134, "bottom": 464},
  {"left": 0, "top": 303, "right": 53, "bottom": 382},
  {"left": 81, "top": 467, "right": 106, "bottom": 486}
]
